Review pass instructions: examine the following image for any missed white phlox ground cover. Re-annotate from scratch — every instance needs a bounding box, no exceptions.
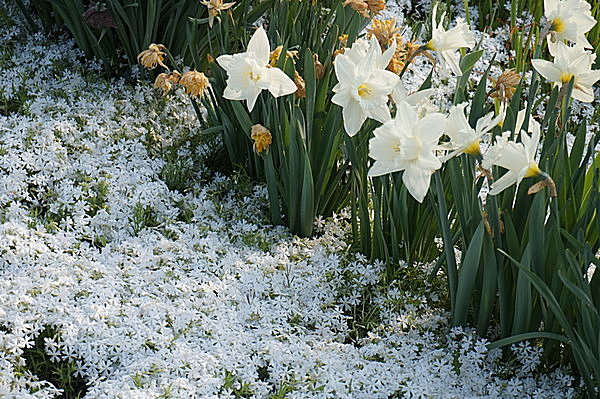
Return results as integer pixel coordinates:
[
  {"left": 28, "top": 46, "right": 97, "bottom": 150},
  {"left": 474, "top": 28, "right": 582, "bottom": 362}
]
[{"left": 0, "top": 2, "right": 584, "bottom": 398}]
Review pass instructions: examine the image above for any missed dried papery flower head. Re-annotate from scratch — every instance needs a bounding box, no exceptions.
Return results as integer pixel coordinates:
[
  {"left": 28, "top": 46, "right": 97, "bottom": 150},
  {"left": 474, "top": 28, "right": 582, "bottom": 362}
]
[
  {"left": 154, "top": 70, "right": 181, "bottom": 95},
  {"left": 334, "top": 35, "right": 349, "bottom": 58},
  {"left": 489, "top": 69, "right": 521, "bottom": 102},
  {"left": 313, "top": 54, "right": 325, "bottom": 80},
  {"left": 367, "top": 18, "right": 400, "bottom": 48},
  {"left": 339, "top": 34, "right": 349, "bottom": 47},
  {"left": 386, "top": 39, "right": 434, "bottom": 74},
  {"left": 366, "top": 0, "right": 385, "bottom": 15},
  {"left": 269, "top": 45, "right": 298, "bottom": 67},
  {"left": 294, "top": 71, "right": 306, "bottom": 98},
  {"left": 251, "top": 124, "right": 272, "bottom": 154},
  {"left": 200, "top": 0, "right": 235, "bottom": 27},
  {"left": 137, "top": 44, "right": 168, "bottom": 70},
  {"left": 180, "top": 70, "right": 210, "bottom": 97},
  {"left": 343, "top": 0, "right": 369, "bottom": 17}
]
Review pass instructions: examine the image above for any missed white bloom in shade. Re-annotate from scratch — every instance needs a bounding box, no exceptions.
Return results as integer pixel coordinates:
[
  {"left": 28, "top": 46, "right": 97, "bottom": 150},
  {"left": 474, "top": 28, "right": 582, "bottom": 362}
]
[
  {"left": 483, "top": 122, "right": 543, "bottom": 195},
  {"left": 425, "top": 4, "right": 476, "bottom": 75},
  {"left": 216, "top": 26, "right": 297, "bottom": 111},
  {"left": 532, "top": 41, "right": 600, "bottom": 102},
  {"left": 368, "top": 101, "right": 446, "bottom": 202},
  {"left": 544, "top": 0, "right": 596, "bottom": 48},
  {"left": 332, "top": 36, "right": 400, "bottom": 136},
  {"left": 442, "top": 103, "right": 501, "bottom": 161}
]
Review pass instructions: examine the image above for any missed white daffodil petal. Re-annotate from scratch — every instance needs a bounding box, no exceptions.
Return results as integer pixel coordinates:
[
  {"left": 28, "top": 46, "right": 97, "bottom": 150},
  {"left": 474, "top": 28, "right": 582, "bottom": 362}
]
[
  {"left": 265, "top": 68, "right": 297, "bottom": 97},
  {"left": 489, "top": 171, "right": 519, "bottom": 195},
  {"left": 531, "top": 59, "right": 563, "bottom": 82},
  {"left": 216, "top": 54, "right": 236, "bottom": 72},
  {"left": 343, "top": 100, "right": 367, "bottom": 136},
  {"left": 403, "top": 167, "right": 432, "bottom": 203},
  {"left": 246, "top": 26, "right": 270, "bottom": 65}
]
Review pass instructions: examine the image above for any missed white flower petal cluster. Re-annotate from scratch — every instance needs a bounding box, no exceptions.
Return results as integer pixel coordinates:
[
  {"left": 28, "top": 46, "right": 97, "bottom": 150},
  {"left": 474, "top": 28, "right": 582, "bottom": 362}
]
[
  {"left": 442, "top": 103, "right": 502, "bottom": 161},
  {"left": 544, "top": 0, "right": 596, "bottom": 48},
  {"left": 332, "top": 36, "right": 400, "bottom": 136},
  {"left": 368, "top": 101, "right": 445, "bottom": 202},
  {"left": 483, "top": 121, "right": 543, "bottom": 195},
  {"left": 426, "top": 4, "right": 476, "bottom": 76},
  {"left": 217, "top": 26, "right": 297, "bottom": 112},
  {"left": 532, "top": 41, "right": 600, "bottom": 102}
]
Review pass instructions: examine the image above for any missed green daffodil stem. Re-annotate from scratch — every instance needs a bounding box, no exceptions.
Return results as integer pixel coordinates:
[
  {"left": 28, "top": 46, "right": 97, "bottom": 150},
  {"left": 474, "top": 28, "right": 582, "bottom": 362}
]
[
  {"left": 434, "top": 171, "right": 457, "bottom": 310},
  {"left": 398, "top": 45, "right": 427, "bottom": 79}
]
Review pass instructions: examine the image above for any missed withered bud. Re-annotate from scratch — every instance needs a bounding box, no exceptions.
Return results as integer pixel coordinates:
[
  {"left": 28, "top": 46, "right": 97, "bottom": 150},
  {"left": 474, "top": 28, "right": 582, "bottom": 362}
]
[
  {"left": 251, "top": 124, "right": 272, "bottom": 154},
  {"left": 489, "top": 69, "right": 521, "bottom": 103},
  {"left": 313, "top": 54, "right": 325, "bottom": 80},
  {"left": 294, "top": 71, "right": 306, "bottom": 98}
]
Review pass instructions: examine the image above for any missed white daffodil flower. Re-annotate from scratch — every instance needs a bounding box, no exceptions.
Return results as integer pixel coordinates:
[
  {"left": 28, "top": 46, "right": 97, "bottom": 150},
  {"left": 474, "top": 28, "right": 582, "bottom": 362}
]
[
  {"left": 532, "top": 41, "right": 600, "bottom": 102},
  {"left": 483, "top": 121, "right": 543, "bottom": 195},
  {"left": 391, "top": 81, "right": 435, "bottom": 107},
  {"left": 425, "top": 4, "right": 476, "bottom": 76},
  {"left": 216, "top": 26, "right": 297, "bottom": 112},
  {"left": 332, "top": 36, "right": 400, "bottom": 136},
  {"left": 441, "top": 103, "right": 502, "bottom": 161},
  {"left": 368, "top": 101, "right": 446, "bottom": 202},
  {"left": 544, "top": 0, "right": 596, "bottom": 48}
]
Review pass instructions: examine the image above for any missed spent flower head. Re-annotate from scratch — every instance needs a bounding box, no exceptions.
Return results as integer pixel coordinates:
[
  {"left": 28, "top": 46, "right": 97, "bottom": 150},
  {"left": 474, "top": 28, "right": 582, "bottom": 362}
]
[
  {"left": 137, "top": 44, "right": 168, "bottom": 70},
  {"left": 251, "top": 124, "right": 272, "bottom": 154},
  {"left": 489, "top": 69, "right": 521, "bottom": 103},
  {"left": 201, "top": 0, "right": 235, "bottom": 27},
  {"left": 154, "top": 70, "right": 181, "bottom": 95},
  {"left": 269, "top": 45, "right": 298, "bottom": 67},
  {"left": 180, "top": 70, "right": 210, "bottom": 97},
  {"left": 367, "top": 18, "right": 400, "bottom": 48}
]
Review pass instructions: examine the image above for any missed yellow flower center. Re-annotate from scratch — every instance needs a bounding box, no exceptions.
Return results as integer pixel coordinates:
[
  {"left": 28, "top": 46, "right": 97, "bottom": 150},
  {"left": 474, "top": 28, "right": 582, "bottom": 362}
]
[
  {"left": 524, "top": 162, "right": 542, "bottom": 178},
  {"left": 246, "top": 71, "right": 261, "bottom": 82},
  {"left": 551, "top": 18, "right": 565, "bottom": 33},
  {"left": 463, "top": 140, "right": 480, "bottom": 155},
  {"left": 357, "top": 84, "right": 372, "bottom": 98},
  {"left": 560, "top": 72, "right": 574, "bottom": 84},
  {"left": 425, "top": 40, "right": 436, "bottom": 51}
]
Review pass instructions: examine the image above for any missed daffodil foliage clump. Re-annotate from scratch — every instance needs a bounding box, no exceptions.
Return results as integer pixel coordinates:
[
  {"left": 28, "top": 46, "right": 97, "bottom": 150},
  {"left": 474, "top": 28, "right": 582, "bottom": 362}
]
[{"left": 0, "top": 3, "right": 586, "bottom": 398}]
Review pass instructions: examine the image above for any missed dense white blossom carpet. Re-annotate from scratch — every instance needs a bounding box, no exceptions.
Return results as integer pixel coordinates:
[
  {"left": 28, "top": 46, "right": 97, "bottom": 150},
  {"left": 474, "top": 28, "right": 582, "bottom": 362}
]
[{"left": 0, "top": 3, "right": 585, "bottom": 398}]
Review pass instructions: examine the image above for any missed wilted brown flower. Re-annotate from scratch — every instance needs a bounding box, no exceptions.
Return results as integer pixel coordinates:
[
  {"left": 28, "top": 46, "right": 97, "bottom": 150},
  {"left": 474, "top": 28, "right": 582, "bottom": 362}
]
[
  {"left": 200, "top": 0, "right": 235, "bottom": 27},
  {"left": 154, "top": 70, "right": 181, "bottom": 95},
  {"left": 334, "top": 34, "right": 349, "bottom": 58},
  {"left": 137, "top": 44, "right": 168, "bottom": 70},
  {"left": 367, "top": 18, "right": 400, "bottom": 48},
  {"left": 294, "top": 71, "right": 306, "bottom": 98},
  {"left": 251, "top": 124, "right": 272, "bottom": 154},
  {"left": 366, "top": 0, "right": 385, "bottom": 15},
  {"left": 180, "top": 70, "right": 210, "bottom": 97},
  {"left": 269, "top": 45, "right": 299, "bottom": 67},
  {"left": 489, "top": 69, "right": 521, "bottom": 102},
  {"left": 313, "top": 54, "right": 325, "bottom": 80},
  {"left": 386, "top": 39, "right": 434, "bottom": 74},
  {"left": 343, "top": 0, "right": 369, "bottom": 17}
]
